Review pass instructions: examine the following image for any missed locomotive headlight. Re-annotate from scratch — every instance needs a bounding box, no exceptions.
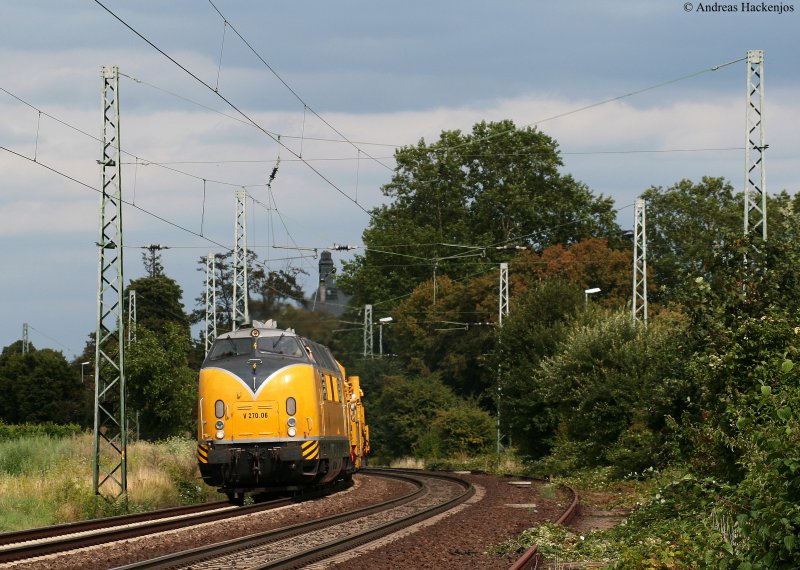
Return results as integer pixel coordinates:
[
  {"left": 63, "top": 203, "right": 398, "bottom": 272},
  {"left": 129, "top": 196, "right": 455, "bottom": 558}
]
[
  {"left": 214, "top": 400, "right": 225, "bottom": 419},
  {"left": 215, "top": 420, "right": 224, "bottom": 430},
  {"left": 287, "top": 427, "right": 297, "bottom": 437},
  {"left": 287, "top": 417, "right": 297, "bottom": 427},
  {"left": 215, "top": 430, "right": 225, "bottom": 439}
]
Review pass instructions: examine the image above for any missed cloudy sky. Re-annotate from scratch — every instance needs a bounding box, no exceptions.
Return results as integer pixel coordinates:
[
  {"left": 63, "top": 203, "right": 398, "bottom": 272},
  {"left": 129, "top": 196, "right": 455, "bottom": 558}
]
[{"left": 1, "top": 1, "right": 798, "bottom": 358}]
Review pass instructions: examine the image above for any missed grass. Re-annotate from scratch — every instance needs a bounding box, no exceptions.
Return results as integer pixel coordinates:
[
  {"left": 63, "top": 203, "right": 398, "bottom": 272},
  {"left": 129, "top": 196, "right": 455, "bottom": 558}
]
[{"left": 0, "top": 432, "right": 223, "bottom": 531}]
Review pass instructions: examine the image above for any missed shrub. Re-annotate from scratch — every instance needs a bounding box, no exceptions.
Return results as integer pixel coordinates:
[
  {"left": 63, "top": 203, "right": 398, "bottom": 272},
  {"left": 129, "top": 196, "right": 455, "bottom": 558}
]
[
  {"left": 0, "top": 421, "right": 83, "bottom": 441},
  {"left": 429, "top": 404, "right": 495, "bottom": 457}
]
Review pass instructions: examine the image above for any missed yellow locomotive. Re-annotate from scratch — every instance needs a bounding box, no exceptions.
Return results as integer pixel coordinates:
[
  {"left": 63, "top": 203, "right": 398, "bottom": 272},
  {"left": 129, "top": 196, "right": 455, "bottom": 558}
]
[{"left": 196, "top": 320, "right": 369, "bottom": 503}]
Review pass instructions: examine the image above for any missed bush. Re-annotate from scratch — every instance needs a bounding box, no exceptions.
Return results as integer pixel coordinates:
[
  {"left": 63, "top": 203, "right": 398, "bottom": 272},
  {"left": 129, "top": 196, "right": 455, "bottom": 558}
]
[
  {"left": 0, "top": 421, "right": 83, "bottom": 441},
  {"left": 605, "top": 421, "right": 662, "bottom": 479},
  {"left": 430, "top": 404, "right": 495, "bottom": 457}
]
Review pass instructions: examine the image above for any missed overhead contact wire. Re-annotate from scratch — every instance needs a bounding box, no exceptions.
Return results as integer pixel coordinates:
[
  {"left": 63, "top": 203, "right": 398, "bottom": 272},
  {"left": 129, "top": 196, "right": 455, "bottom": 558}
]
[{"left": 93, "top": 0, "right": 372, "bottom": 217}]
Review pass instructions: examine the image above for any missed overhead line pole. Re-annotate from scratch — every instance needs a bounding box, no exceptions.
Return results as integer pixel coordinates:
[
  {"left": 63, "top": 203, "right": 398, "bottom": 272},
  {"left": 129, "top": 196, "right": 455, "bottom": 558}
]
[
  {"left": 363, "top": 304, "right": 373, "bottom": 359},
  {"left": 205, "top": 253, "right": 217, "bottom": 356},
  {"left": 127, "top": 290, "right": 136, "bottom": 346},
  {"left": 93, "top": 64, "right": 127, "bottom": 500},
  {"left": 632, "top": 198, "right": 648, "bottom": 326},
  {"left": 744, "top": 49, "right": 767, "bottom": 241},
  {"left": 232, "top": 188, "right": 249, "bottom": 330},
  {"left": 497, "top": 262, "right": 509, "bottom": 454}
]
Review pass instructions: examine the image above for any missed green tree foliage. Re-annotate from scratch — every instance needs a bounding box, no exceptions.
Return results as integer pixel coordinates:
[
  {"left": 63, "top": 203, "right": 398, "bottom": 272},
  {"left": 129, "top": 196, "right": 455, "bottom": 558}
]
[
  {"left": 249, "top": 266, "right": 306, "bottom": 320},
  {"left": 390, "top": 273, "right": 498, "bottom": 400},
  {"left": 125, "top": 275, "right": 189, "bottom": 336},
  {"left": 120, "top": 271, "right": 197, "bottom": 439},
  {"left": 677, "top": 312, "right": 800, "bottom": 567},
  {"left": 0, "top": 342, "right": 84, "bottom": 424},
  {"left": 369, "top": 373, "right": 459, "bottom": 460},
  {"left": 501, "top": 307, "right": 689, "bottom": 469},
  {"left": 191, "top": 252, "right": 306, "bottom": 334},
  {"left": 493, "top": 279, "right": 584, "bottom": 457},
  {"left": 641, "top": 177, "right": 741, "bottom": 303},
  {"left": 428, "top": 403, "right": 495, "bottom": 457},
  {"left": 125, "top": 324, "right": 196, "bottom": 440},
  {"left": 382, "top": 238, "right": 632, "bottom": 406},
  {"left": 366, "top": 370, "right": 494, "bottom": 461},
  {"left": 340, "top": 120, "right": 620, "bottom": 309}
]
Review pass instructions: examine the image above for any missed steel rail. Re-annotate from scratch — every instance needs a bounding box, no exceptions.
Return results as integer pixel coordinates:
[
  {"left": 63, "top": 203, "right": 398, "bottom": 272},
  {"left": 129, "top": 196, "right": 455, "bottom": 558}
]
[
  {"left": 0, "top": 483, "right": 349, "bottom": 564},
  {"left": 0, "top": 501, "right": 229, "bottom": 547},
  {"left": 115, "top": 470, "right": 464, "bottom": 570},
  {"left": 262, "top": 469, "right": 474, "bottom": 570},
  {"left": 508, "top": 482, "right": 579, "bottom": 570}
]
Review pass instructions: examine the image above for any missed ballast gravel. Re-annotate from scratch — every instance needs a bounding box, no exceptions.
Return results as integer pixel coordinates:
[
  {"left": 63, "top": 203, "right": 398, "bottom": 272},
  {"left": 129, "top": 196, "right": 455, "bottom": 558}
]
[{"left": 8, "top": 472, "right": 569, "bottom": 570}]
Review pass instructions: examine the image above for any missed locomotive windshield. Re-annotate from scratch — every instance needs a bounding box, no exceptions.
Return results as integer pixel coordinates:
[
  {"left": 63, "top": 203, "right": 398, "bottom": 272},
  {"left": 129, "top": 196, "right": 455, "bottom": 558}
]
[
  {"left": 208, "top": 337, "right": 253, "bottom": 360},
  {"left": 207, "top": 334, "right": 305, "bottom": 362},
  {"left": 257, "top": 335, "right": 303, "bottom": 357}
]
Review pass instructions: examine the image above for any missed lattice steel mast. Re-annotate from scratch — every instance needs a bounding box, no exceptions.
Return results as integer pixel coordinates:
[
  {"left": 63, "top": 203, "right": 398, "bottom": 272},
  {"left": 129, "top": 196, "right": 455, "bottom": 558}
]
[
  {"left": 205, "top": 253, "right": 217, "bottom": 355},
  {"left": 632, "top": 198, "right": 648, "bottom": 325},
  {"left": 497, "top": 262, "right": 509, "bottom": 454},
  {"left": 232, "top": 189, "right": 249, "bottom": 330},
  {"left": 499, "top": 262, "right": 509, "bottom": 327},
  {"left": 92, "top": 64, "right": 127, "bottom": 499},
  {"left": 22, "top": 323, "right": 29, "bottom": 354},
  {"left": 744, "top": 49, "right": 767, "bottom": 240},
  {"left": 363, "top": 304, "right": 373, "bottom": 358},
  {"left": 127, "top": 290, "right": 136, "bottom": 346}
]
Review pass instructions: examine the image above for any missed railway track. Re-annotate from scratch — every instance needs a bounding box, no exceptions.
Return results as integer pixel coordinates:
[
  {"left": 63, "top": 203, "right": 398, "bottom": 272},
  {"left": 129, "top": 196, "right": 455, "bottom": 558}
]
[
  {"left": 0, "top": 484, "right": 345, "bottom": 565},
  {"left": 3, "top": 470, "right": 571, "bottom": 569},
  {"left": 113, "top": 469, "right": 472, "bottom": 570},
  {"left": 509, "top": 482, "right": 579, "bottom": 570}
]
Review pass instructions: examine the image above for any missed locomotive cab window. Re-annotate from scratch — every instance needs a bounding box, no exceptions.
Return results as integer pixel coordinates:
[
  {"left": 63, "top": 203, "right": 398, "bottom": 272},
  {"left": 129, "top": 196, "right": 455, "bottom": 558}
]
[
  {"left": 208, "top": 337, "right": 253, "bottom": 360},
  {"left": 257, "top": 335, "right": 303, "bottom": 357}
]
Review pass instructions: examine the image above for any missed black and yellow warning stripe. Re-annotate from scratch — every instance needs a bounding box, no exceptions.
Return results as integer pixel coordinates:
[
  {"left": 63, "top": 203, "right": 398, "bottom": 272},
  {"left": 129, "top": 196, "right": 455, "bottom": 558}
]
[
  {"left": 301, "top": 440, "right": 320, "bottom": 460},
  {"left": 197, "top": 444, "right": 210, "bottom": 464}
]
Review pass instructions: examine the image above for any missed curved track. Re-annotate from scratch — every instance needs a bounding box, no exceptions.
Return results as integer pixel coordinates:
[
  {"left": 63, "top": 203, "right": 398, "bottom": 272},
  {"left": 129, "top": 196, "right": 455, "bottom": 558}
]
[
  {"left": 508, "top": 482, "right": 579, "bottom": 570},
  {"left": 115, "top": 469, "right": 473, "bottom": 570},
  {"left": 0, "top": 484, "right": 346, "bottom": 564}
]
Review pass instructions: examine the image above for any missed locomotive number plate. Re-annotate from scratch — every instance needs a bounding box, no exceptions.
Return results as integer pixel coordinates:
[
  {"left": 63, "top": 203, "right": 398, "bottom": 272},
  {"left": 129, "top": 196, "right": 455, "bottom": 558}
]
[{"left": 243, "top": 412, "right": 269, "bottom": 419}]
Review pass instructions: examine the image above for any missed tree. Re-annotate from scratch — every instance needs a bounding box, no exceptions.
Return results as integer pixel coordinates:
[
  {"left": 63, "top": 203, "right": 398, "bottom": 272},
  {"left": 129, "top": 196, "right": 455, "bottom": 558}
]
[
  {"left": 191, "top": 252, "right": 306, "bottom": 335},
  {"left": 513, "top": 238, "right": 633, "bottom": 308},
  {"left": 249, "top": 266, "right": 306, "bottom": 319},
  {"left": 641, "top": 177, "right": 741, "bottom": 302},
  {"left": 492, "top": 279, "right": 585, "bottom": 457},
  {"left": 677, "top": 311, "right": 800, "bottom": 567},
  {"left": 141, "top": 244, "right": 167, "bottom": 278},
  {"left": 125, "top": 323, "right": 197, "bottom": 439},
  {"left": 533, "top": 311, "right": 688, "bottom": 468},
  {"left": 381, "top": 238, "right": 632, "bottom": 406},
  {"left": 388, "top": 271, "right": 499, "bottom": 400},
  {"left": 0, "top": 343, "right": 84, "bottom": 424},
  {"left": 339, "top": 120, "right": 620, "bottom": 309},
  {"left": 368, "top": 373, "right": 460, "bottom": 459},
  {"left": 122, "top": 268, "right": 196, "bottom": 438},
  {"left": 125, "top": 275, "right": 189, "bottom": 336}
]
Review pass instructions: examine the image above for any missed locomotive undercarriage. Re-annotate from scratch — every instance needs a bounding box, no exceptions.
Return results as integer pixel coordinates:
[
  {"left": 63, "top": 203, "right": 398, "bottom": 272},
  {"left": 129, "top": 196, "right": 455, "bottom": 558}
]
[{"left": 199, "top": 440, "right": 353, "bottom": 497}]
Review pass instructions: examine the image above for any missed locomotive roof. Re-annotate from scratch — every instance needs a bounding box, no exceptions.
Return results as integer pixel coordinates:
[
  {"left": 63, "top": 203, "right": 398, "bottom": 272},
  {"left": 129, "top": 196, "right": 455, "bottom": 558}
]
[{"left": 216, "top": 319, "right": 298, "bottom": 340}]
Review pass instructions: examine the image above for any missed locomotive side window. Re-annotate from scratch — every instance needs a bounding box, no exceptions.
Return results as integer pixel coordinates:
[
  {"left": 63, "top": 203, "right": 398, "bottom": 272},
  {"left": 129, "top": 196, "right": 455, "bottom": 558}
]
[
  {"left": 319, "top": 371, "right": 328, "bottom": 400},
  {"left": 208, "top": 337, "right": 253, "bottom": 360},
  {"left": 307, "top": 340, "right": 335, "bottom": 370}
]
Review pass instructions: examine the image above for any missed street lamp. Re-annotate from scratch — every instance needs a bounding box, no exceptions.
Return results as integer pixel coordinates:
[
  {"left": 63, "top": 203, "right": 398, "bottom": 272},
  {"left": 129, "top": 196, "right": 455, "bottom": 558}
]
[
  {"left": 378, "top": 317, "right": 393, "bottom": 357},
  {"left": 584, "top": 287, "right": 601, "bottom": 305},
  {"left": 81, "top": 361, "right": 91, "bottom": 384}
]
